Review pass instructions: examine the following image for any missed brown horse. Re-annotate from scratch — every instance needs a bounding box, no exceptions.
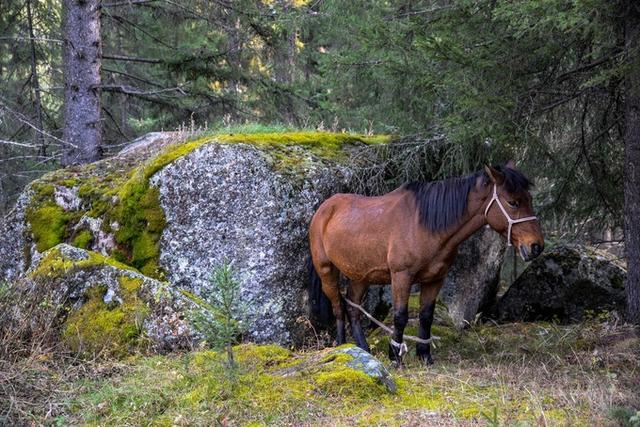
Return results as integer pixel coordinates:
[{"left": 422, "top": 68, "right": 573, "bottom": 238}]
[{"left": 308, "top": 162, "right": 544, "bottom": 364}]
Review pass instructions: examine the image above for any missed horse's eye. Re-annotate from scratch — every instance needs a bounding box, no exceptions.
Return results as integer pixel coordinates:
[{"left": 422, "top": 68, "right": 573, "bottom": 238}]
[{"left": 507, "top": 200, "right": 519, "bottom": 208}]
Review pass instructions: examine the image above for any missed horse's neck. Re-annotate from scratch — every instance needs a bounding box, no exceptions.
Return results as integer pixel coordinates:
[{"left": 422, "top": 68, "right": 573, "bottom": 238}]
[{"left": 438, "top": 188, "right": 489, "bottom": 252}]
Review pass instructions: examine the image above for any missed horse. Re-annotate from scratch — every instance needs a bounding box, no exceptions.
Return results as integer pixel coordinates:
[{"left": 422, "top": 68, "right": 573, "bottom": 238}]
[{"left": 308, "top": 162, "right": 544, "bottom": 364}]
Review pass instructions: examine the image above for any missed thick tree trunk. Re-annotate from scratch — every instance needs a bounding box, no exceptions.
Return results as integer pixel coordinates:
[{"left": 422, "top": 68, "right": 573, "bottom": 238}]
[
  {"left": 62, "top": 0, "right": 102, "bottom": 166},
  {"left": 624, "top": 2, "right": 640, "bottom": 324}
]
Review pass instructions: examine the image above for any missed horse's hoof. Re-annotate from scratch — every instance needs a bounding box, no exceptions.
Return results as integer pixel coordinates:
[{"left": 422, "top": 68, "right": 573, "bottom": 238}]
[
  {"left": 392, "top": 359, "right": 404, "bottom": 369},
  {"left": 418, "top": 353, "right": 434, "bottom": 365},
  {"left": 388, "top": 344, "right": 403, "bottom": 365}
]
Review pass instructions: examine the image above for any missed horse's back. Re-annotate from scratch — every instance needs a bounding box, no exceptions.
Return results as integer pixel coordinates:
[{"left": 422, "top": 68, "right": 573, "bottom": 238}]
[{"left": 309, "top": 189, "right": 414, "bottom": 282}]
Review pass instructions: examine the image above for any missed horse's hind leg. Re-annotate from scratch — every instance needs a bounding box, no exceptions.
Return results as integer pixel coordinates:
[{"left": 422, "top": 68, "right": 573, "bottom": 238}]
[
  {"left": 416, "top": 280, "right": 444, "bottom": 364},
  {"left": 346, "top": 281, "right": 370, "bottom": 352},
  {"left": 388, "top": 270, "right": 413, "bottom": 364},
  {"left": 317, "top": 263, "right": 346, "bottom": 345}
]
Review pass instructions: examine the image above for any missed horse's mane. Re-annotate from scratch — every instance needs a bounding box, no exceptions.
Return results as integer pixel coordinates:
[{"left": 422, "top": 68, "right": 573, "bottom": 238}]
[{"left": 405, "top": 165, "right": 532, "bottom": 232}]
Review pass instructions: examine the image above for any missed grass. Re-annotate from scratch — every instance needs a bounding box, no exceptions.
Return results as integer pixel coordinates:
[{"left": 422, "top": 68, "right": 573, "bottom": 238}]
[{"left": 1, "top": 317, "right": 637, "bottom": 426}]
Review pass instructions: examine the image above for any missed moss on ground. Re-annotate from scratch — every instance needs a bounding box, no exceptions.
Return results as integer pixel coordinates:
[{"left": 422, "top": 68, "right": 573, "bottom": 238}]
[
  {"left": 65, "top": 318, "right": 637, "bottom": 426},
  {"left": 24, "top": 130, "right": 389, "bottom": 279}
]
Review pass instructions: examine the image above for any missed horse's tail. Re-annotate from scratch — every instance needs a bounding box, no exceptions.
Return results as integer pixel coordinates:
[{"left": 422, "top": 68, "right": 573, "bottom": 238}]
[{"left": 307, "top": 257, "right": 334, "bottom": 327}]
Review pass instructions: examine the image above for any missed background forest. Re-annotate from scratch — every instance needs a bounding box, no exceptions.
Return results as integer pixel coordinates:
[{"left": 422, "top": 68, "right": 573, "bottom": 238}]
[
  {"left": 2, "top": 1, "right": 640, "bottom": 425},
  {"left": 0, "top": 0, "right": 631, "bottom": 232}
]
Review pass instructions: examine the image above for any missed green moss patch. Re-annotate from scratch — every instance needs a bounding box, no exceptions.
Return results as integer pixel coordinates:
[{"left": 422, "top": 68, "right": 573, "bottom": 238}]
[
  {"left": 67, "top": 322, "right": 624, "bottom": 426},
  {"left": 29, "top": 246, "right": 136, "bottom": 280},
  {"left": 62, "top": 276, "right": 148, "bottom": 357},
  {"left": 27, "top": 203, "right": 70, "bottom": 252},
  {"left": 24, "top": 130, "right": 389, "bottom": 279},
  {"left": 71, "top": 229, "right": 92, "bottom": 249}
]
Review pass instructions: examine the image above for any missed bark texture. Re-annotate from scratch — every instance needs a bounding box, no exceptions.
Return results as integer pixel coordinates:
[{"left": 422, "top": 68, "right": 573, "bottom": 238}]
[
  {"left": 62, "top": 0, "right": 102, "bottom": 166},
  {"left": 624, "top": 1, "right": 640, "bottom": 324}
]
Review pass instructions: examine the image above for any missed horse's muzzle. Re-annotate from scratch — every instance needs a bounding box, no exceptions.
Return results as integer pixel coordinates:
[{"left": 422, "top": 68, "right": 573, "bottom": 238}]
[{"left": 519, "top": 242, "right": 544, "bottom": 261}]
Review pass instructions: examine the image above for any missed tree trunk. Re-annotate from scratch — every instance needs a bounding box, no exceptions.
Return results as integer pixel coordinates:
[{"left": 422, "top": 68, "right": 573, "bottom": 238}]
[
  {"left": 62, "top": 0, "right": 102, "bottom": 166},
  {"left": 624, "top": 1, "right": 640, "bottom": 324}
]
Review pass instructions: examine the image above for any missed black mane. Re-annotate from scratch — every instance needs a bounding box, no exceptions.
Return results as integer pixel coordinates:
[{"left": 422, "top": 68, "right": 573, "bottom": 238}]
[{"left": 405, "top": 166, "right": 532, "bottom": 232}]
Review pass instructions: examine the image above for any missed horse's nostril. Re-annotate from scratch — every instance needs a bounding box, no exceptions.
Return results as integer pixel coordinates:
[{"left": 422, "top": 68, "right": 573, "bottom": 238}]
[{"left": 531, "top": 243, "right": 542, "bottom": 257}]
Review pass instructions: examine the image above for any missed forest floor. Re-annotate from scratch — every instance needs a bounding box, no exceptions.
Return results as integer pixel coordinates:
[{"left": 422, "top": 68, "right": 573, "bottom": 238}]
[{"left": 2, "top": 314, "right": 639, "bottom": 427}]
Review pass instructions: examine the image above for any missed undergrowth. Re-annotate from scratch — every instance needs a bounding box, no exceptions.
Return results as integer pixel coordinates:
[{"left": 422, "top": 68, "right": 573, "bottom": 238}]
[{"left": 1, "top": 319, "right": 634, "bottom": 426}]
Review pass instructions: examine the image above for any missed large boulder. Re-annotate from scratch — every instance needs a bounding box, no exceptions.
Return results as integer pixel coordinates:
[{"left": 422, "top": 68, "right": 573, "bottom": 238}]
[
  {"left": 0, "top": 131, "right": 389, "bottom": 347},
  {"left": 440, "top": 226, "right": 505, "bottom": 328},
  {"left": 497, "top": 245, "right": 627, "bottom": 322},
  {"left": 151, "top": 140, "right": 358, "bottom": 343},
  {"left": 0, "top": 130, "right": 507, "bottom": 350}
]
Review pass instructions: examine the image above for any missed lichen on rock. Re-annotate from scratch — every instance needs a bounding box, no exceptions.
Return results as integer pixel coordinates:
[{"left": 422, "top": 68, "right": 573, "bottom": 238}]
[
  {"left": 9, "top": 244, "right": 193, "bottom": 357},
  {"left": 497, "top": 245, "right": 627, "bottom": 322}
]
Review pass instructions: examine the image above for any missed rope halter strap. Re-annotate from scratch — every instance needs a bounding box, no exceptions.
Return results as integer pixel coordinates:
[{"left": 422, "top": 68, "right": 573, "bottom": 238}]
[
  {"left": 484, "top": 184, "right": 538, "bottom": 247},
  {"left": 390, "top": 339, "right": 408, "bottom": 357}
]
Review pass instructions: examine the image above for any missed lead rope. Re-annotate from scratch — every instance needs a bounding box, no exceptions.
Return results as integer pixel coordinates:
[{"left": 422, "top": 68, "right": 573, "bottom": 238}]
[
  {"left": 484, "top": 184, "right": 538, "bottom": 246},
  {"left": 343, "top": 297, "right": 440, "bottom": 355}
]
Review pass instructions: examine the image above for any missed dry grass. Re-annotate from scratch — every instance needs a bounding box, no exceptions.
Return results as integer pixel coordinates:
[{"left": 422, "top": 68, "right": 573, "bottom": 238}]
[
  {"left": 1, "top": 277, "right": 638, "bottom": 426},
  {"left": 1, "top": 317, "right": 637, "bottom": 426}
]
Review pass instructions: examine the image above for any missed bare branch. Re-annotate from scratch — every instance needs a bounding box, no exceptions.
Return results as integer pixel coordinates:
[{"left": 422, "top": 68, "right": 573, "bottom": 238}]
[
  {"left": 0, "top": 139, "right": 38, "bottom": 149},
  {"left": 102, "top": 0, "right": 157, "bottom": 7},
  {"left": 0, "top": 36, "right": 63, "bottom": 44},
  {"left": 101, "top": 84, "right": 186, "bottom": 96},
  {"left": 102, "top": 54, "right": 163, "bottom": 64}
]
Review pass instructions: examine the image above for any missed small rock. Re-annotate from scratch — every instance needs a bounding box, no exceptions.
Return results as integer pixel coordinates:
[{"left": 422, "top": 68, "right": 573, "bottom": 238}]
[{"left": 333, "top": 345, "right": 397, "bottom": 393}]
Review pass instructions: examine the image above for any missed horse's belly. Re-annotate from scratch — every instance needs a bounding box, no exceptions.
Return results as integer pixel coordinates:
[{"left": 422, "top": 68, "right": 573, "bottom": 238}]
[
  {"left": 316, "top": 191, "right": 413, "bottom": 284},
  {"left": 339, "top": 262, "right": 391, "bottom": 284}
]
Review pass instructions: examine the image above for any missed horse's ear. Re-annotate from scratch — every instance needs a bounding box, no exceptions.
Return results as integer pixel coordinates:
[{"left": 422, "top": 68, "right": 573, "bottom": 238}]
[
  {"left": 484, "top": 165, "right": 505, "bottom": 185},
  {"left": 505, "top": 159, "right": 516, "bottom": 169}
]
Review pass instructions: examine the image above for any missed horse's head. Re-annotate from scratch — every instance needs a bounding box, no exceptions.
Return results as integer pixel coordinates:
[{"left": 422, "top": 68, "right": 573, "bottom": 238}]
[{"left": 482, "top": 161, "right": 544, "bottom": 261}]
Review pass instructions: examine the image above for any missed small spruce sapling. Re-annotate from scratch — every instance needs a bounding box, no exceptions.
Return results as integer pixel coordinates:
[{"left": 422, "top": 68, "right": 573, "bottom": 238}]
[{"left": 182, "top": 262, "right": 247, "bottom": 369}]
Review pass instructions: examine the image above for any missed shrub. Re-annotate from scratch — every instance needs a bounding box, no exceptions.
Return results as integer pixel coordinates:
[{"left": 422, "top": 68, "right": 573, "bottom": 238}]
[{"left": 182, "top": 262, "right": 248, "bottom": 369}]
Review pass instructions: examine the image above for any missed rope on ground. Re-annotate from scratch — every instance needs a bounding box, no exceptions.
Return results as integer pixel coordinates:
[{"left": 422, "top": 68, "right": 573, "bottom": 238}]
[{"left": 343, "top": 297, "right": 440, "bottom": 346}]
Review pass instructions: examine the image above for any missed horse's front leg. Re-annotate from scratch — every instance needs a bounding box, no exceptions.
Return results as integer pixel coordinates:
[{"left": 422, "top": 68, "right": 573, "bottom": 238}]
[
  {"left": 388, "top": 270, "right": 413, "bottom": 365},
  {"left": 416, "top": 280, "right": 444, "bottom": 364}
]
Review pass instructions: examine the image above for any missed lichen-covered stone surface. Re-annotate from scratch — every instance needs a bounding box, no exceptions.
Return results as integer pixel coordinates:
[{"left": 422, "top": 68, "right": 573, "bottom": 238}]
[
  {"left": 151, "top": 142, "right": 354, "bottom": 344},
  {"left": 440, "top": 226, "right": 505, "bottom": 328},
  {"left": 333, "top": 345, "right": 396, "bottom": 393},
  {"left": 497, "top": 245, "right": 627, "bottom": 322},
  {"left": 0, "top": 190, "right": 31, "bottom": 282},
  {"left": 6, "top": 243, "right": 193, "bottom": 354}
]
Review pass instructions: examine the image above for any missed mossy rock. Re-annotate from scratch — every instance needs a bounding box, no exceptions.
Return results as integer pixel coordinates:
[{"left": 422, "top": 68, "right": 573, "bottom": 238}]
[
  {"left": 1, "top": 130, "right": 394, "bottom": 347},
  {"left": 498, "top": 245, "right": 627, "bottom": 323},
  {"left": 6, "top": 130, "right": 390, "bottom": 284},
  {"left": 15, "top": 244, "right": 191, "bottom": 358},
  {"left": 62, "top": 277, "right": 149, "bottom": 357}
]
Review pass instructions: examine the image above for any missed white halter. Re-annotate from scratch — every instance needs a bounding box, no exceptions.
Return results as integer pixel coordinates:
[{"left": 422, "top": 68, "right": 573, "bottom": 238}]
[{"left": 484, "top": 184, "right": 538, "bottom": 247}]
